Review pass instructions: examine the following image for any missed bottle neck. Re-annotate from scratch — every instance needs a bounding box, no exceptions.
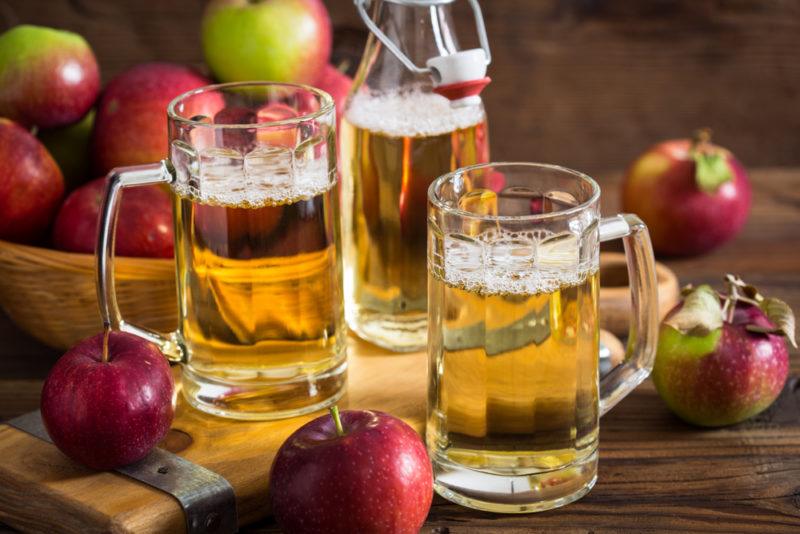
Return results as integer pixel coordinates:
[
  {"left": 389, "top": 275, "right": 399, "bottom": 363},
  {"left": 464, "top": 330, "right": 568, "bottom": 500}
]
[{"left": 355, "top": 0, "right": 461, "bottom": 94}]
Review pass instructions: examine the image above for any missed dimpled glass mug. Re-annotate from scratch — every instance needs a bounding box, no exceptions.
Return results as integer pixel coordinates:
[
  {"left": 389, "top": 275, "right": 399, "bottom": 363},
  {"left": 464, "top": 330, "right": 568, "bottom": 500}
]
[
  {"left": 96, "top": 82, "right": 346, "bottom": 420},
  {"left": 426, "top": 162, "right": 659, "bottom": 512}
]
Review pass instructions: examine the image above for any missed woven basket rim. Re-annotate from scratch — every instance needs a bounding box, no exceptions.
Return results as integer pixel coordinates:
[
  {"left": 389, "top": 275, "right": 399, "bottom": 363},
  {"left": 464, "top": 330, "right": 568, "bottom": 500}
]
[{"left": 0, "top": 239, "right": 175, "bottom": 273}]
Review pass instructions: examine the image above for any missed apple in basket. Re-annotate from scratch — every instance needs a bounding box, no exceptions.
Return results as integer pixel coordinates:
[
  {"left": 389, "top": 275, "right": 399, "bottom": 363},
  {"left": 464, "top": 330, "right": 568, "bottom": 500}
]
[
  {"left": 314, "top": 64, "right": 353, "bottom": 125},
  {"left": 91, "top": 63, "right": 212, "bottom": 175},
  {"left": 41, "top": 331, "right": 174, "bottom": 470},
  {"left": 0, "top": 118, "right": 65, "bottom": 243},
  {"left": 202, "top": 0, "right": 332, "bottom": 85},
  {"left": 270, "top": 407, "right": 433, "bottom": 534},
  {"left": 38, "top": 110, "right": 95, "bottom": 191},
  {"left": 0, "top": 25, "right": 99, "bottom": 129},
  {"left": 52, "top": 176, "right": 174, "bottom": 258}
]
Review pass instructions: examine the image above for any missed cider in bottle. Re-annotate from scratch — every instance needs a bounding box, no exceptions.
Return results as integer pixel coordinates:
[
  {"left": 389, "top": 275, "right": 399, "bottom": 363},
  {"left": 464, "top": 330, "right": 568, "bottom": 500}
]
[{"left": 342, "top": 0, "right": 493, "bottom": 351}]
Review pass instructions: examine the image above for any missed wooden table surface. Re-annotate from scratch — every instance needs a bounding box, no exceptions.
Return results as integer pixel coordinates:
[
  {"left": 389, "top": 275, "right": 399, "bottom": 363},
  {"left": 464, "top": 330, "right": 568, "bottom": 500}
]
[{"left": 1, "top": 169, "right": 798, "bottom": 533}]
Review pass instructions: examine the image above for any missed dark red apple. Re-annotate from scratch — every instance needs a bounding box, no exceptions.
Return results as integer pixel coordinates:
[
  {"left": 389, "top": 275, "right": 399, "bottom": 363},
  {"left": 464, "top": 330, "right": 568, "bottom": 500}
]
[
  {"left": 40, "top": 331, "right": 175, "bottom": 470},
  {"left": 0, "top": 118, "right": 65, "bottom": 243},
  {"left": 91, "top": 63, "right": 212, "bottom": 175},
  {"left": 212, "top": 106, "right": 257, "bottom": 151},
  {"left": 0, "top": 25, "right": 100, "bottom": 129},
  {"left": 212, "top": 102, "right": 298, "bottom": 152},
  {"left": 652, "top": 276, "right": 794, "bottom": 427},
  {"left": 270, "top": 408, "right": 433, "bottom": 534},
  {"left": 621, "top": 130, "right": 751, "bottom": 256},
  {"left": 52, "top": 176, "right": 173, "bottom": 258}
]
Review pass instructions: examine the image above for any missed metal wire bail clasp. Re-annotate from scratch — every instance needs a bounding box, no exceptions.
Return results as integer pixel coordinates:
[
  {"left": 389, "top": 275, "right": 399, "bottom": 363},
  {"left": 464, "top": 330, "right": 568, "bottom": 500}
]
[{"left": 354, "top": 0, "right": 492, "bottom": 105}]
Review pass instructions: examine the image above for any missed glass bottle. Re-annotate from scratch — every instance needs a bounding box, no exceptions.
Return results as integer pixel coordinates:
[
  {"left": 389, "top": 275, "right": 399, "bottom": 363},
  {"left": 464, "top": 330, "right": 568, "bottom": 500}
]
[{"left": 341, "top": 0, "right": 492, "bottom": 352}]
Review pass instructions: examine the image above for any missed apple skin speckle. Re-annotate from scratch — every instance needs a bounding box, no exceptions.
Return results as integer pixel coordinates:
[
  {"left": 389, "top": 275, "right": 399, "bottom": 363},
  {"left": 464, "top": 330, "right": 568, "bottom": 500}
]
[
  {"left": 270, "top": 409, "right": 433, "bottom": 534},
  {"left": 653, "top": 302, "right": 789, "bottom": 427}
]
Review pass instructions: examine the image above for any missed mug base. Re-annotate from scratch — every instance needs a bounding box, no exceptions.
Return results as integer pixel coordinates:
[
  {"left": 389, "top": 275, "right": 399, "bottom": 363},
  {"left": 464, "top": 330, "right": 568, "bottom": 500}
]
[
  {"left": 180, "top": 359, "right": 347, "bottom": 421},
  {"left": 432, "top": 448, "right": 598, "bottom": 513},
  {"left": 347, "top": 307, "right": 427, "bottom": 353}
]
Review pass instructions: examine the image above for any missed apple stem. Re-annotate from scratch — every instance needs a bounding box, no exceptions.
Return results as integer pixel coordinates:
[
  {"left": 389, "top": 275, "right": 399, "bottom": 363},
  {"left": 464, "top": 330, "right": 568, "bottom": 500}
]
[
  {"left": 692, "top": 127, "right": 712, "bottom": 151},
  {"left": 329, "top": 405, "right": 345, "bottom": 437},
  {"left": 722, "top": 297, "right": 734, "bottom": 323},
  {"left": 102, "top": 325, "right": 110, "bottom": 363},
  {"left": 335, "top": 59, "right": 351, "bottom": 74},
  {"left": 722, "top": 281, "right": 739, "bottom": 323}
]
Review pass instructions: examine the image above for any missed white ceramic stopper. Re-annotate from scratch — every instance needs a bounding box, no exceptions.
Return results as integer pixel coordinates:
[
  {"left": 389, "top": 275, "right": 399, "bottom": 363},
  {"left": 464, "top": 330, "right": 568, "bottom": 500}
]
[{"left": 426, "top": 49, "right": 488, "bottom": 87}]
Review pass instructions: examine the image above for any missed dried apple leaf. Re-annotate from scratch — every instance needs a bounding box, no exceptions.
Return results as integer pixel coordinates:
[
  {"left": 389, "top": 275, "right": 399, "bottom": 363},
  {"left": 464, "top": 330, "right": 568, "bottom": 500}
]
[
  {"left": 724, "top": 274, "right": 763, "bottom": 306},
  {"left": 746, "top": 297, "right": 797, "bottom": 348},
  {"left": 665, "top": 285, "right": 724, "bottom": 337}
]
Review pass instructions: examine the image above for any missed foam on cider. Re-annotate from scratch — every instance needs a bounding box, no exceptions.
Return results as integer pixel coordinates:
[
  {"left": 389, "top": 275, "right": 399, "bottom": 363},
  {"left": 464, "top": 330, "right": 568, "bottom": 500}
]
[
  {"left": 439, "top": 229, "right": 598, "bottom": 296},
  {"left": 173, "top": 152, "right": 334, "bottom": 208},
  {"left": 345, "top": 90, "right": 485, "bottom": 138}
]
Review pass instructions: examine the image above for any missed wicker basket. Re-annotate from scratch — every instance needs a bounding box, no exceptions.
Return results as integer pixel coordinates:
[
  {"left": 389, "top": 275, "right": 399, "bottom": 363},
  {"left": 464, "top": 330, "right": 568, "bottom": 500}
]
[{"left": 0, "top": 240, "right": 178, "bottom": 350}]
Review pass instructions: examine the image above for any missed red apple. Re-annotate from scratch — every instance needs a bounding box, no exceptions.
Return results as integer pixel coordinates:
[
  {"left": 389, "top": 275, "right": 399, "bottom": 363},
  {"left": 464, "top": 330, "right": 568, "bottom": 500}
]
[
  {"left": 256, "top": 102, "right": 299, "bottom": 148},
  {"left": 270, "top": 408, "right": 433, "bottom": 534},
  {"left": 202, "top": 0, "right": 331, "bottom": 85},
  {"left": 314, "top": 64, "right": 352, "bottom": 125},
  {"left": 0, "top": 118, "right": 65, "bottom": 243},
  {"left": 211, "top": 106, "right": 257, "bottom": 152},
  {"left": 0, "top": 25, "right": 99, "bottom": 129},
  {"left": 40, "top": 331, "right": 175, "bottom": 470},
  {"left": 621, "top": 130, "right": 751, "bottom": 256},
  {"left": 52, "top": 176, "right": 173, "bottom": 258},
  {"left": 91, "top": 63, "right": 212, "bottom": 175},
  {"left": 212, "top": 102, "right": 299, "bottom": 152},
  {"left": 652, "top": 276, "right": 793, "bottom": 427}
]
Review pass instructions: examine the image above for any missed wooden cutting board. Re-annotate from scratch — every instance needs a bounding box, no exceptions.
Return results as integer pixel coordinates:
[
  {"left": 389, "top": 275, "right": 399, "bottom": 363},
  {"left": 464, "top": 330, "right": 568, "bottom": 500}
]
[
  {"left": 0, "top": 337, "right": 427, "bottom": 534},
  {"left": 0, "top": 334, "right": 626, "bottom": 533}
]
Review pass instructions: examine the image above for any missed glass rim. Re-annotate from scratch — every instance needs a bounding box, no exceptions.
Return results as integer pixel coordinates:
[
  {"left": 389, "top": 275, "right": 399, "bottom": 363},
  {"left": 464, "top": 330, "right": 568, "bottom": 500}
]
[
  {"left": 166, "top": 81, "right": 335, "bottom": 130},
  {"left": 428, "top": 162, "right": 601, "bottom": 222}
]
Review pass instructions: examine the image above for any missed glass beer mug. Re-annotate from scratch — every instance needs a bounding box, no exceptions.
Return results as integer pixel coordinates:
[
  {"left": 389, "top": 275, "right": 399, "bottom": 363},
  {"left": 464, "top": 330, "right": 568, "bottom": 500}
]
[
  {"left": 96, "top": 83, "right": 346, "bottom": 420},
  {"left": 427, "top": 163, "right": 659, "bottom": 512},
  {"left": 341, "top": 0, "right": 492, "bottom": 351}
]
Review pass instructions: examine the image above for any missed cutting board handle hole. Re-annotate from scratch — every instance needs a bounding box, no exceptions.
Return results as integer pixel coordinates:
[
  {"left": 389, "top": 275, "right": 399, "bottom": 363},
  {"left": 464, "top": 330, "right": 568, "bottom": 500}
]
[{"left": 160, "top": 429, "right": 193, "bottom": 454}]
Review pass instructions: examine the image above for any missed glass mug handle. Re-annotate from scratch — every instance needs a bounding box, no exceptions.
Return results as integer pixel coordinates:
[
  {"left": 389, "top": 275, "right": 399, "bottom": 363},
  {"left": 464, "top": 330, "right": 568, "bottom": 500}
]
[
  {"left": 95, "top": 161, "right": 184, "bottom": 362},
  {"left": 597, "top": 213, "right": 659, "bottom": 415}
]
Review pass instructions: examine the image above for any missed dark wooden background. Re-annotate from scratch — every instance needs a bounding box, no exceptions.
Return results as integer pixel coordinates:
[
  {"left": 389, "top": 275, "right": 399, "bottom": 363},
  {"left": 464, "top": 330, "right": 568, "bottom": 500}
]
[{"left": 2, "top": 0, "right": 799, "bottom": 177}]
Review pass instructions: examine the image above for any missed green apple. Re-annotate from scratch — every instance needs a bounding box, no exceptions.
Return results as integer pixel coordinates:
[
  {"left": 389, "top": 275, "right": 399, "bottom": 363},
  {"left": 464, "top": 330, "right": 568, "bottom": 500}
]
[
  {"left": 38, "top": 110, "right": 94, "bottom": 190},
  {"left": 202, "top": 0, "right": 332, "bottom": 84}
]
